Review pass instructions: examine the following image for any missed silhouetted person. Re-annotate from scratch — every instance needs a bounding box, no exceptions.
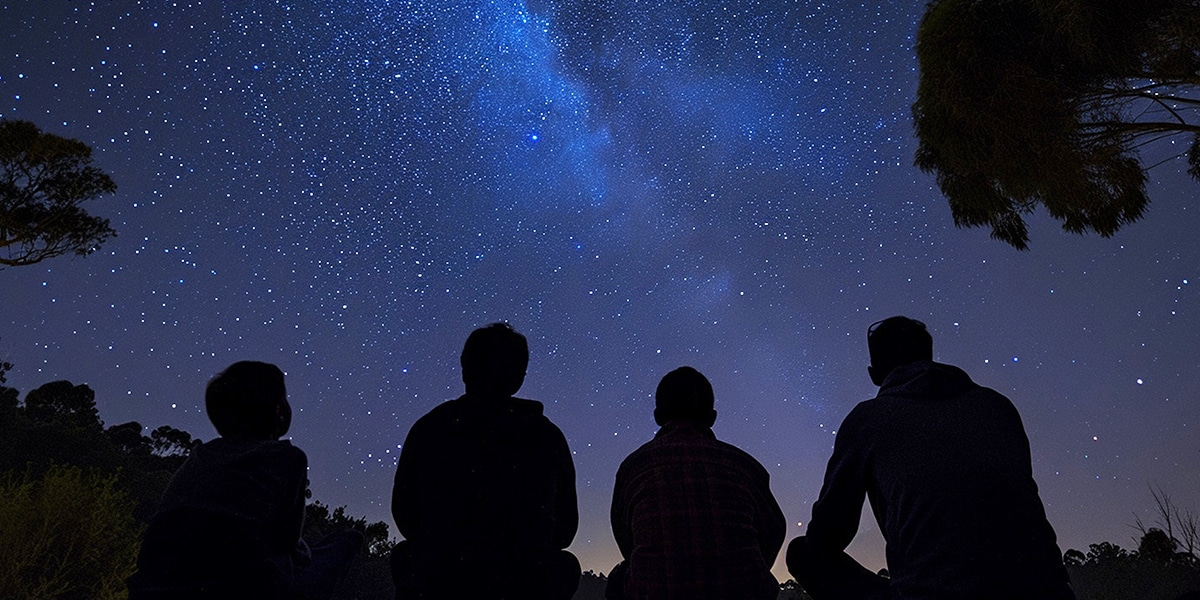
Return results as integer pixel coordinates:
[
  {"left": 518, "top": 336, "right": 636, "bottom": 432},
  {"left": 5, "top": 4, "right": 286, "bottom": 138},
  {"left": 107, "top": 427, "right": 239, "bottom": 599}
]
[
  {"left": 390, "top": 323, "right": 580, "bottom": 600},
  {"left": 128, "top": 361, "right": 362, "bottom": 600},
  {"left": 607, "top": 366, "right": 785, "bottom": 600},
  {"left": 787, "top": 317, "right": 1075, "bottom": 600}
]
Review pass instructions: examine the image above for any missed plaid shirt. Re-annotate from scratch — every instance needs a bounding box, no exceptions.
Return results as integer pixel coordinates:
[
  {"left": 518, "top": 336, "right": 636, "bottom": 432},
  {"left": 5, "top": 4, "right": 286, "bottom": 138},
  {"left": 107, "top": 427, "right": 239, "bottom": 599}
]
[{"left": 611, "top": 422, "right": 785, "bottom": 600}]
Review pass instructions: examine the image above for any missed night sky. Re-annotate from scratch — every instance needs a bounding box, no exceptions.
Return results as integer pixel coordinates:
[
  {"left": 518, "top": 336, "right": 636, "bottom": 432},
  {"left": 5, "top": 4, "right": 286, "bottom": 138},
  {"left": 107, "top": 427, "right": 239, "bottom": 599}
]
[{"left": 3, "top": 0, "right": 1198, "bottom": 580}]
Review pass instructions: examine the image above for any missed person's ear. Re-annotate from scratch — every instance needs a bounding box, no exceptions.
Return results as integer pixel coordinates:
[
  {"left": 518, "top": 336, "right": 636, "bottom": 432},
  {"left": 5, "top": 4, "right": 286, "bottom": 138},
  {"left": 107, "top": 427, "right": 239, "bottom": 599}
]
[
  {"left": 275, "top": 397, "right": 292, "bottom": 438},
  {"left": 868, "top": 365, "right": 884, "bottom": 387}
]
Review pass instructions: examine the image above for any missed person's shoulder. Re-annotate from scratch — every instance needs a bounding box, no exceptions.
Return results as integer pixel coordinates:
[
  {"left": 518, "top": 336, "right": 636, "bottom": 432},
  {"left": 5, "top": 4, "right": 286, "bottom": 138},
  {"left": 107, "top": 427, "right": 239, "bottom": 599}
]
[
  {"left": 248, "top": 439, "right": 308, "bottom": 470},
  {"left": 179, "top": 438, "right": 218, "bottom": 461},
  {"left": 194, "top": 438, "right": 306, "bottom": 479},
  {"left": 965, "top": 384, "right": 1023, "bottom": 422},
  {"left": 512, "top": 397, "right": 570, "bottom": 432},
  {"left": 427, "top": 395, "right": 468, "bottom": 415},
  {"left": 255, "top": 440, "right": 307, "bottom": 482},
  {"left": 622, "top": 427, "right": 719, "bottom": 462},
  {"left": 409, "top": 396, "right": 468, "bottom": 427},
  {"left": 275, "top": 439, "right": 307, "bottom": 462},
  {"left": 968, "top": 381, "right": 1013, "bottom": 402},
  {"left": 613, "top": 436, "right": 659, "bottom": 481},
  {"left": 713, "top": 437, "right": 771, "bottom": 475},
  {"left": 829, "top": 397, "right": 891, "bottom": 442},
  {"left": 844, "top": 396, "right": 887, "bottom": 421},
  {"left": 508, "top": 396, "right": 548, "bottom": 417},
  {"left": 713, "top": 436, "right": 758, "bottom": 459},
  {"left": 254, "top": 438, "right": 304, "bottom": 452},
  {"left": 417, "top": 394, "right": 546, "bottom": 419},
  {"left": 624, "top": 433, "right": 663, "bottom": 459},
  {"left": 926, "top": 362, "right": 1016, "bottom": 407}
]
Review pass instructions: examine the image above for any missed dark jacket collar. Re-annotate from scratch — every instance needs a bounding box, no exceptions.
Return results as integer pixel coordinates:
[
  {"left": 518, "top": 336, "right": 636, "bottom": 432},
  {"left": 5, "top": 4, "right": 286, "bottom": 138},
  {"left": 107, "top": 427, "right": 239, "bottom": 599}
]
[
  {"left": 655, "top": 421, "right": 716, "bottom": 439},
  {"left": 878, "top": 360, "right": 977, "bottom": 401}
]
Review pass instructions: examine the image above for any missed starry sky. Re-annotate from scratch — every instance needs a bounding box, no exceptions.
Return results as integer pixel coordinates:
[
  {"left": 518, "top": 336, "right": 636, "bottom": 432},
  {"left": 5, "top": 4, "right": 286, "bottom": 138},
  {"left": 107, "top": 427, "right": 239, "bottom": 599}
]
[{"left": 3, "top": 0, "right": 1198, "bottom": 580}]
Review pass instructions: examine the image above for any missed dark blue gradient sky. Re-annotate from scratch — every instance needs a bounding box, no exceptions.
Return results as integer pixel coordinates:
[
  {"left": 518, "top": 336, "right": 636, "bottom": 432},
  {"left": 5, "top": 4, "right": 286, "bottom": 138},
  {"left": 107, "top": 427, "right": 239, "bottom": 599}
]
[{"left": 3, "top": 0, "right": 1198, "bottom": 578}]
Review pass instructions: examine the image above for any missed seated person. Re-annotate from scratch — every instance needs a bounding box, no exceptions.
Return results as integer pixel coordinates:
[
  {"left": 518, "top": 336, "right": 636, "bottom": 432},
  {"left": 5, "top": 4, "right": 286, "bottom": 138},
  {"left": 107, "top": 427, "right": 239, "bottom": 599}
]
[
  {"left": 391, "top": 323, "right": 580, "bottom": 600},
  {"left": 128, "top": 361, "right": 361, "bottom": 600},
  {"left": 607, "top": 366, "right": 786, "bottom": 600},
  {"left": 787, "top": 317, "right": 1074, "bottom": 600}
]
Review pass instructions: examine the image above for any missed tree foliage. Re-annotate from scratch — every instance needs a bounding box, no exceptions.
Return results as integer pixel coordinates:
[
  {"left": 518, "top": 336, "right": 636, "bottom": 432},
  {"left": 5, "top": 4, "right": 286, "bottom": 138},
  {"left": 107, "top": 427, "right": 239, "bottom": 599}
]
[
  {"left": 1086, "top": 541, "right": 1133, "bottom": 565},
  {"left": 303, "top": 501, "right": 396, "bottom": 600},
  {"left": 1136, "top": 484, "right": 1200, "bottom": 561},
  {"left": 1140, "top": 528, "right": 1183, "bottom": 563},
  {"left": 779, "top": 579, "right": 816, "bottom": 600},
  {"left": 1065, "top": 489, "right": 1200, "bottom": 600},
  {"left": 913, "top": 0, "right": 1200, "bottom": 249},
  {"left": 0, "top": 119, "right": 117, "bottom": 267},
  {"left": 0, "top": 349, "right": 12, "bottom": 385},
  {"left": 1066, "top": 535, "right": 1200, "bottom": 600},
  {"left": 149, "top": 424, "right": 201, "bottom": 458},
  {"left": 0, "top": 347, "right": 15, "bottom": 417},
  {"left": 0, "top": 378, "right": 190, "bottom": 522},
  {"left": 304, "top": 500, "right": 393, "bottom": 559},
  {"left": 23, "top": 380, "right": 102, "bottom": 432}
]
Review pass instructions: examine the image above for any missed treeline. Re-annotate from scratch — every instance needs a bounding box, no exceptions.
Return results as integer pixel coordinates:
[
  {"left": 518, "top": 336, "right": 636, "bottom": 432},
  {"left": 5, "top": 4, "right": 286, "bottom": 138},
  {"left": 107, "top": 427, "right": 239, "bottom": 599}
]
[{"left": 1064, "top": 536, "right": 1200, "bottom": 600}]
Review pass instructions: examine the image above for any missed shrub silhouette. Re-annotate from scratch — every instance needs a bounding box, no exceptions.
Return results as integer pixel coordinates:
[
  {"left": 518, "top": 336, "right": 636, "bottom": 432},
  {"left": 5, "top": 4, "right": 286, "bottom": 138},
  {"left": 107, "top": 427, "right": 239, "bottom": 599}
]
[{"left": 0, "top": 464, "right": 141, "bottom": 600}]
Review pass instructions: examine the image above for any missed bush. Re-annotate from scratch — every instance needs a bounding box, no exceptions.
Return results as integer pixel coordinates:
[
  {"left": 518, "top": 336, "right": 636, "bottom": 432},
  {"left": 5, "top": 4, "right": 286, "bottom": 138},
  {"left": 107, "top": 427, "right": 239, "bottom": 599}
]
[{"left": 0, "top": 465, "right": 142, "bottom": 600}]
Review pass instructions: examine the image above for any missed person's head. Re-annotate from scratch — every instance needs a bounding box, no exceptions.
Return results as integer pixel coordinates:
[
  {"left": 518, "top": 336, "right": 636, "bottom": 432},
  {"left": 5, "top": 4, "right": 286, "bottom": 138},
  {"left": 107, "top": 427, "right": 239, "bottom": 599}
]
[
  {"left": 205, "top": 361, "right": 290, "bottom": 440},
  {"left": 654, "top": 366, "right": 717, "bottom": 427},
  {"left": 867, "top": 316, "right": 933, "bottom": 386},
  {"left": 460, "top": 322, "right": 528, "bottom": 398}
]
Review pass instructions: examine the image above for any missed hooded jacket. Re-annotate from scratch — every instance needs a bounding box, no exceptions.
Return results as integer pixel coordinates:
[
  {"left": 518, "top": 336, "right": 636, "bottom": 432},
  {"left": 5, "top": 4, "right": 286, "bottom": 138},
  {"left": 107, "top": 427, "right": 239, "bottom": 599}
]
[
  {"left": 806, "top": 361, "right": 1073, "bottom": 600},
  {"left": 392, "top": 394, "right": 577, "bottom": 564},
  {"left": 129, "top": 438, "right": 308, "bottom": 598}
]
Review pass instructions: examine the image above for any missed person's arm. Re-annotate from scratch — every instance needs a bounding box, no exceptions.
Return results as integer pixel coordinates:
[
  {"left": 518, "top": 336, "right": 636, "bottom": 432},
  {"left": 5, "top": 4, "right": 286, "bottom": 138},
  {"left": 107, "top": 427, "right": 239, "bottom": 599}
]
[
  {"left": 548, "top": 421, "right": 579, "bottom": 549},
  {"left": 392, "top": 419, "right": 424, "bottom": 542},
  {"left": 277, "top": 444, "right": 308, "bottom": 554},
  {"left": 1004, "top": 394, "right": 1037, "bottom": 479},
  {"left": 756, "top": 467, "right": 787, "bottom": 566},
  {"left": 805, "top": 406, "right": 871, "bottom": 552},
  {"left": 610, "top": 460, "right": 634, "bottom": 559}
]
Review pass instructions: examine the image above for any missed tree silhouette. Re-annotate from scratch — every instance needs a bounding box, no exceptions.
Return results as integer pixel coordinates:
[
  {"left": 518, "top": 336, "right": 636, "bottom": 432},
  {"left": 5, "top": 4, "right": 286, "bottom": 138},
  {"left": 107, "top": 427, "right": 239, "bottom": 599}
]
[
  {"left": 0, "top": 349, "right": 12, "bottom": 385},
  {"left": 304, "top": 500, "right": 393, "bottom": 558},
  {"left": 0, "top": 375, "right": 184, "bottom": 521},
  {"left": 1066, "top": 534, "right": 1200, "bottom": 600},
  {"left": 22, "top": 380, "right": 102, "bottom": 432},
  {"left": 0, "top": 119, "right": 117, "bottom": 267},
  {"left": 913, "top": 0, "right": 1200, "bottom": 249},
  {"left": 779, "top": 579, "right": 816, "bottom": 600},
  {"left": 0, "top": 348, "right": 15, "bottom": 417},
  {"left": 1085, "top": 541, "right": 1132, "bottom": 565},
  {"left": 149, "top": 424, "right": 200, "bottom": 458},
  {"left": 1140, "top": 528, "right": 1182, "bottom": 564},
  {"left": 1136, "top": 485, "right": 1200, "bottom": 561}
]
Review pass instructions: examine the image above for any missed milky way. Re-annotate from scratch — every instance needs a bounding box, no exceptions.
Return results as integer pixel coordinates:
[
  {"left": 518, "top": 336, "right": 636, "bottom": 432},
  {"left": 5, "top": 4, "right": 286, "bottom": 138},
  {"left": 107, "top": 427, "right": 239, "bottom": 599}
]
[{"left": 3, "top": 0, "right": 1198, "bottom": 578}]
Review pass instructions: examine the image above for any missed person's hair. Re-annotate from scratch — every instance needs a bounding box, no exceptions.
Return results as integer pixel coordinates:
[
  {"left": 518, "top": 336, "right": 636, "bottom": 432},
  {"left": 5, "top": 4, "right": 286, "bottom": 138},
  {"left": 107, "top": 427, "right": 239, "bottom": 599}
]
[
  {"left": 205, "top": 361, "right": 288, "bottom": 439},
  {"left": 654, "top": 366, "right": 715, "bottom": 425},
  {"left": 460, "top": 322, "right": 528, "bottom": 397},
  {"left": 867, "top": 316, "right": 933, "bottom": 382}
]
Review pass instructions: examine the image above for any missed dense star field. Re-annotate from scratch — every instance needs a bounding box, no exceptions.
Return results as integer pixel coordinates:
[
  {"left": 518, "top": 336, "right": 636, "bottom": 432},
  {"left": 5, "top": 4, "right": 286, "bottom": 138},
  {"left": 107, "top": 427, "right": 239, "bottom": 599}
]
[{"left": 3, "top": 0, "right": 1198, "bottom": 579}]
